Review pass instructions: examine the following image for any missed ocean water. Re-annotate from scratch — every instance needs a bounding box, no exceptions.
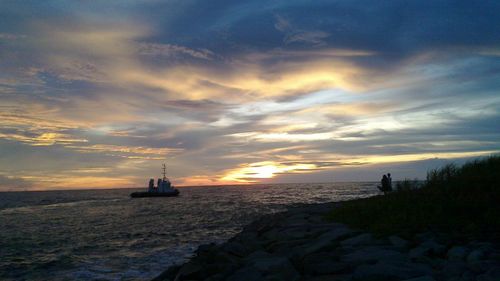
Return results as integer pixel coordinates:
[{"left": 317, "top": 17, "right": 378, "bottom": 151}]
[{"left": 0, "top": 183, "right": 379, "bottom": 280}]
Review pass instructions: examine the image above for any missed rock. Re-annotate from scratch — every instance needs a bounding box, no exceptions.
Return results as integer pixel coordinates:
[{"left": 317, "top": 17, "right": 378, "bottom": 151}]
[
  {"left": 262, "top": 228, "right": 280, "bottom": 241},
  {"left": 389, "top": 235, "right": 410, "bottom": 249},
  {"left": 279, "top": 227, "right": 313, "bottom": 240},
  {"left": 447, "top": 246, "right": 468, "bottom": 261},
  {"left": 340, "top": 233, "right": 373, "bottom": 247},
  {"left": 439, "top": 261, "right": 467, "bottom": 279},
  {"left": 341, "top": 246, "right": 407, "bottom": 263},
  {"left": 226, "top": 266, "right": 263, "bottom": 281},
  {"left": 466, "top": 249, "right": 485, "bottom": 263},
  {"left": 232, "top": 232, "right": 262, "bottom": 249},
  {"left": 352, "top": 260, "right": 432, "bottom": 281},
  {"left": 423, "top": 240, "right": 446, "bottom": 255},
  {"left": 413, "top": 256, "right": 446, "bottom": 269},
  {"left": 204, "top": 273, "right": 227, "bottom": 281},
  {"left": 307, "top": 215, "right": 325, "bottom": 224},
  {"left": 248, "top": 256, "right": 300, "bottom": 281},
  {"left": 402, "top": 276, "right": 436, "bottom": 281},
  {"left": 302, "top": 252, "right": 350, "bottom": 275},
  {"left": 283, "top": 214, "right": 310, "bottom": 225},
  {"left": 460, "top": 271, "right": 475, "bottom": 281},
  {"left": 272, "top": 224, "right": 339, "bottom": 241},
  {"left": 409, "top": 240, "right": 446, "bottom": 259},
  {"left": 476, "top": 266, "right": 500, "bottom": 281},
  {"left": 467, "top": 260, "right": 500, "bottom": 273},
  {"left": 292, "top": 226, "right": 353, "bottom": 258},
  {"left": 245, "top": 250, "right": 274, "bottom": 261},
  {"left": 174, "top": 262, "right": 204, "bottom": 280},
  {"left": 415, "top": 232, "right": 436, "bottom": 242},
  {"left": 250, "top": 256, "right": 293, "bottom": 272},
  {"left": 263, "top": 267, "right": 300, "bottom": 281},
  {"left": 468, "top": 241, "right": 494, "bottom": 254},
  {"left": 266, "top": 239, "right": 310, "bottom": 255},
  {"left": 152, "top": 265, "right": 181, "bottom": 281},
  {"left": 222, "top": 241, "right": 247, "bottom": 257},
  {"left": 302, "top": 274, "right": 351, "bottom": 281},
  {"left": 195, "top": 243, "right": 218, "bottom": 255}
]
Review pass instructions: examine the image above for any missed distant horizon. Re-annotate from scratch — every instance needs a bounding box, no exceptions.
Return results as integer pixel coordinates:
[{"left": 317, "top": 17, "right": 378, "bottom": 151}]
[
  {"left": 1, "top": 1, "right": 499, "bottom": 191},
  {"left": 0, "top": 180, "right": 391, "bottom": 193}
]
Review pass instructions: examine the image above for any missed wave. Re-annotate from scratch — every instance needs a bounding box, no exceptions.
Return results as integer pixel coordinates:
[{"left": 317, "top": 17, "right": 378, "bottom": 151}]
[{"left": 0, "top": 198, "right": 122, "bottom": 214}]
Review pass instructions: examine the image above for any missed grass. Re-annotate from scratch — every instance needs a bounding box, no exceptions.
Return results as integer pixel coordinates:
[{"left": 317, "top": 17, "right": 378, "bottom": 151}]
[{"left": 327, "top": 155, "right": 500, "bottom": 241}]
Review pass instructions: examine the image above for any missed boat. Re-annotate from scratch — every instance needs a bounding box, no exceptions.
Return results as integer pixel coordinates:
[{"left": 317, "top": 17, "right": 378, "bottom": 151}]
[{"left": 130, "top": 164, "right": 180, "bottom": 198}]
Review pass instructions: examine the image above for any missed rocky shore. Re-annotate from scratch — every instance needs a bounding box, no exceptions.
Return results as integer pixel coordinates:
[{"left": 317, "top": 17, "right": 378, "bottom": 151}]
[{"left": 153, "top": 202, "right": 500, "bottom": 281}]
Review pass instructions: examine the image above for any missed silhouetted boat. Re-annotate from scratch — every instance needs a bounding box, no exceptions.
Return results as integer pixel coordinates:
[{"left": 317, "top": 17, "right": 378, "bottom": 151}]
[
  {"left": 130, "top": 164, "right": 179, "bottom": 198},
  {"left": 130, "top": 189, "right": 179, "bottom": 198}
]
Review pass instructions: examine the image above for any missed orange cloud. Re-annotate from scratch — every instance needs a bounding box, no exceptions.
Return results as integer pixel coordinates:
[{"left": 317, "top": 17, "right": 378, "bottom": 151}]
[{"left": 221, "top": 161, "right": 319, "bottom": 183}]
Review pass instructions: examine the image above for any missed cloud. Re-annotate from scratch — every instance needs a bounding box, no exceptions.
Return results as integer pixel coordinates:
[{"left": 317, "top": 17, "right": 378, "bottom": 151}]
[
  {"left": 0, "top": 174, "right": 29, "bottom": 190},
  {"left": 0, "top": 33, "right": 26, "bottom": 40},
  {"left": 0, "top": 0, "right": 499, "bottom": 190},
  {"left": 221, "top": 161, "right": 320, "bottom": 183},
  {"left": 274, "top": 14, "right": 330, "bottom": 46},
  {"left": 138, "top": 43, "right": 215, "bottom": 60},
  {"left": 66, "top": 144, "right": 183, "bottom": 160}
]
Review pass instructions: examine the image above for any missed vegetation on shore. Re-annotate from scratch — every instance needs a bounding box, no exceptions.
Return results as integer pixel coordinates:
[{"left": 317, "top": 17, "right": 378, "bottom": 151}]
[{"left": 327, "top": 155, "right": 500, "bottom": 241}]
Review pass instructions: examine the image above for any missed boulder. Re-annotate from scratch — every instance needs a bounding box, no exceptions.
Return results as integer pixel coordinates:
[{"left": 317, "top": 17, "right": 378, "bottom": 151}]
[
  {"left": 266, "top": 239, "right": 310, "bottom": 255},
  {"left": 409, "top": 240, "right": 446, "bottom": 259},
  {"left": 401, "top": 276, "right": 436, "bottom": 281},
  {"left": 152, "top": 265, "right": 181, "bottom": 281},
  {"left": 302, "top": 274, "right": 352, "bottom": 281},
  {"left": 273, "top": 224, "right": 338, "bottom": 241},
  {"left": 222, "top": 241, "right": 248, "bottom": 257},
  {"left": 413, "top": 256, "right": 446, "bottom": 269},
  {"left": 302, "top": 252, "right": 350, "bottom": 275},
  {"left": 263, "top": 267, "right": 300, "bottom": 281},
  {"left": 460, "top": 270, "right": 475, "bottom": 281},
  {"left": 340, "top": 233, "right": 373, "bottom": 247},
  {"left": 389, "top": 235, "right": 410, "bottom": 249},
  {"left": 226, "top": 266, "right": 263, "bottom": 281},
  {"left": 466, "top": 249, "right": 485, "bottom": 263},
  {"left": 283, "top": 214, "right": 310, "bottom": 225},
  {"left": 250, "top": 256, "right": 294, "bottom": 272},
  {"left": 195, "top": 243, "right": 218, "bottom": 255},
  {"left": 415, "top": 232, "right": 436, "bottom": 242},
  {"left": 245, "top": 250, "right": 274, "bottom": 261},
  {"left": 174, "top": 262, "right": 204, "bottom": 280},
  {"left": 341, "top": 246, "right": 406, "bottom": 263},
  {"left": 292, "top": 226, "right": 353, "bottom": 258},
  {"left": 248, "top": 256, "right": 300, "bottom": 281},
  {"left": 352, "top": 260, "right": 432, "bottom": 281},
  {"left": 439, "top": 261, "right": 467, "bottom": 279},
  {"left": 467, "top": 260, "right": 500, "bottom": 273},
  {"left": 447, "top": 246, "right": 468, "bottom": 261},
  {"left": 476, "top": 267, "right": 500, "bottom": 281}
]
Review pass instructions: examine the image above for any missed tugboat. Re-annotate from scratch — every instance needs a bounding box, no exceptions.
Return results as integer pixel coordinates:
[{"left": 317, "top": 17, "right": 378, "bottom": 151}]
[{"left": 130, "top": 164, "right": 179, "bottom": 198}]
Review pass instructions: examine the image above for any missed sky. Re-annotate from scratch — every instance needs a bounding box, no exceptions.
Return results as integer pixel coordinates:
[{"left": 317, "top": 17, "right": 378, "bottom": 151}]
[{"left": 1, "top": 0, "right": 499, "bottom": 191}]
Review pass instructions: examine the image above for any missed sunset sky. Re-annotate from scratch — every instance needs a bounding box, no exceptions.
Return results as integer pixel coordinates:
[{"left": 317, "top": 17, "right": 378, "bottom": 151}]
[{"left": 1, "top": 1, "right": 499, "bottom": 190}]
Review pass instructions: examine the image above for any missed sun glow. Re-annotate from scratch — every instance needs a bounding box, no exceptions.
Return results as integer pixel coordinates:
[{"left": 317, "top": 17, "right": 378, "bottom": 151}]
[{"left": 221, "top": 161, "right": 318, "bottom": 183}]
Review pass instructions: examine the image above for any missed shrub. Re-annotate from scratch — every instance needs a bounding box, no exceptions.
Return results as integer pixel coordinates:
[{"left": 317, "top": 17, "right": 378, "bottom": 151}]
[
  {"left": 327, "top": 155, "right": 500, "bottom": 241},
  {"left": 395, "top": 178, "right": 421, "bottom": 191}
]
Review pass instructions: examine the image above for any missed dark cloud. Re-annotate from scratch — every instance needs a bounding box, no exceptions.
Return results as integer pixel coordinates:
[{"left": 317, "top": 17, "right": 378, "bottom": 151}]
[
  {"left": 0, "top": 174, "right": 29, "bottom": 190},
  {"left": 0, "top": 0, "right": 499, "bottom": 189},
  {"left": 144, "top": 1, "right": 500, "bottom": 58}
]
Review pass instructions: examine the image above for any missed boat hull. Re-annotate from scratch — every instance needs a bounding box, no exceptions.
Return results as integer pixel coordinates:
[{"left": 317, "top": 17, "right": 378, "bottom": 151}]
[{"left": 130, "top": 190, "right": 179, "bottom": 198}]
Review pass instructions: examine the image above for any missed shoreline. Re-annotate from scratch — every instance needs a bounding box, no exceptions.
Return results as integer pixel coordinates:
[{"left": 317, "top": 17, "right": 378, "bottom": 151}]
[{"left": 152, "top": 199, "right": 499, "bottom": 281}]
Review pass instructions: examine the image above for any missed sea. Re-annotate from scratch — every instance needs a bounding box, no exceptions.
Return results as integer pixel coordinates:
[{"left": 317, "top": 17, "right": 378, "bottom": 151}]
[{"left": 0, "top": 182, "right": 379, "bottom": 280}]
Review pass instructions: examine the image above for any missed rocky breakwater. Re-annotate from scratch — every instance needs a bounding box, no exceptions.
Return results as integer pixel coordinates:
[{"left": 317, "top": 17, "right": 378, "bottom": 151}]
[{"left": 153, "top": 202, "right": 500, "bottom": 281}]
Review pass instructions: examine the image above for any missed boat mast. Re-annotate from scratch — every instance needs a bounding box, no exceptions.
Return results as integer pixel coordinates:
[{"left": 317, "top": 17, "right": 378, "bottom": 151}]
[{"left": 162, "top": 163, "right": 167, "bottom": 180}]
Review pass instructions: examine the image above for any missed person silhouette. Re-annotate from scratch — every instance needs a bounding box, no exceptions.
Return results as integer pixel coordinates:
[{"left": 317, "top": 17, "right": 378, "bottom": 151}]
[
  {"left": 378, "top": 174, "right": 390, "bottom": 194},
  {"left": 387, "top": 173, "right": 392, "bottom": 191}
]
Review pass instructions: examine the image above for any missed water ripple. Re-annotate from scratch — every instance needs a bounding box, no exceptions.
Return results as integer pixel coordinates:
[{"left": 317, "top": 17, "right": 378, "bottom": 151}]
[{"left": 0, "top": 182, "right": 378, "bottom": 280}]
